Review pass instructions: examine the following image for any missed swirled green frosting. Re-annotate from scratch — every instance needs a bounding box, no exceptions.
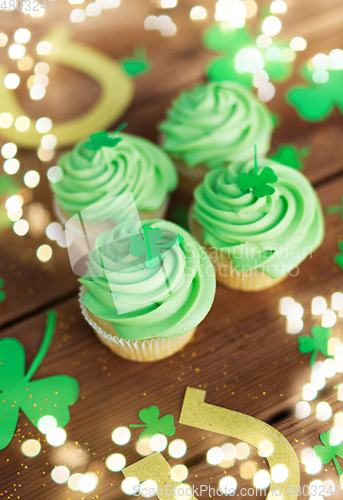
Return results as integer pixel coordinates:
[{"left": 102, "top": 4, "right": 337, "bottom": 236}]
[
  {"left": 79, "top": 219, "right": 216, "bottom": 340},
  {"left": 192, "top": 160, "right": 325, "bottom": 278},
  {"left": 159, "top": 81, "right": 274, "bottom": 168},
  {"left": 51, "top": 133, "right": 177, "bottom": 221}
]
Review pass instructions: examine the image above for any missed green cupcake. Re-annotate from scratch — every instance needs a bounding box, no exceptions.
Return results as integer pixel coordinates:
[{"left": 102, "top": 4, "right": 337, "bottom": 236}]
[
  {"left": 159, "top": 81, "right": 274, "bottom": 194},
  {"left": 50, "top": 132, "right": 178, "bottom": 238},
  {"left": 79, "top": 219, "right": 216, "bottom": 361},
  {"left": 189, "top": 159, "right": 325, "bottom": 291}
]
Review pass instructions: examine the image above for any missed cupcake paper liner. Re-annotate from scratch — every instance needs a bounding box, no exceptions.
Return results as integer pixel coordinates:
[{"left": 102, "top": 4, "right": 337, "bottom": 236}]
[
  {"left": 188, "top": 204, "right": 287, "bottom": 292},
  {"left": 79, "top": 287, "right": 195, "bottom": 362}
]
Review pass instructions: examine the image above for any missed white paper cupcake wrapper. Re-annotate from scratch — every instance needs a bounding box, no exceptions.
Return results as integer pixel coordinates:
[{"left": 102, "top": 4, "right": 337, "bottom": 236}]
[{"left": 79, "top": 287, "right": 195, "bottom": 362}]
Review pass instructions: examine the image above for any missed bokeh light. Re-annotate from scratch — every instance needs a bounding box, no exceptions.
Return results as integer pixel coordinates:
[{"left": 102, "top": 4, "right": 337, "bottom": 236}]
[
  {"left": 207, "top": 446, "right": 224, "bottom": 465},
  {"left": 36, "top": 41, "right": 52, "bottom": 55},
  {"left": 312, "top": 297, "right": 327, "bottom": 315},
  {"left": 296, "top": 401, "right": 311, "bottom": 419},
  {"left": 111, "top": 426, "right": 131, "bottom": 445},
  {"left": 316, "top": 402, "right": 332, "bottom": 421},
  {"left": 38, "top": 415, "right": 57, "bottom": 434},
  {"left": 171, "top": 464, "right": 188, "bottom": 482},
  {"left": 15, "top": 116, "right": 30, "bottom": 132},
  {"left": 190, "top": 6, "right": 207, "bottom": 19},
  {"left": 24, "top": 170, "right": 40, "bottom": 188},
  {"left": 4, "top": 158, "right": 20, "bottom": 175},
  {"left": 271, "top": 464, "right": 288, "bottom": 483},
  {"left": 261, "top": 16, "right": 282, "bottom": 36},
  {"left": 219, "top": 476, "right": 237, "bottom": 495},
  {"left": 253, "top": 470, "right": 270, "bottom": 489},
  {"left": 21, "top": 439, "right": 41, "bottom": 457},
  {"left": 51, "top": 466, "right": 70, "bottom": 484},
  {"left": 46, "top": 427, "right": 66, "bottom": 446},
  {"left": 14, "top": 28, "right": 31, "bottom": 43},
  {"left": 150, "top": 434, "right": 168, "bottom": 452},
  {"left": 122, "top": 477, "right": 140, "bottom": 495},
  {"left": 78, "top": 473, "right": 98, "bottom": 493},
  {"left": 9, "top": 44, "right": 25, "bottom": 59},
  {"left": 47, "top": 166, "right": 63, "bottom": 183},
  {"left": 0, "top": 113, "right": 13, "bottom": 128},
  {"left": 36, "top": 117, "right": 52, "bottom": 133},
  {"left": 13, "top": 219, "right": 29, "bottom": 236},
  {"left": 37, "top": 245, "right": 53, "bottom": 263},
  {"left": 4, "top": 73, "right": 20, "bottom": 89},
  {"left": 168, "top": 439, "right": 187, "bottom": 458},
  {"left": 105, "top": 453, "right": 126, "bottom": 471}
]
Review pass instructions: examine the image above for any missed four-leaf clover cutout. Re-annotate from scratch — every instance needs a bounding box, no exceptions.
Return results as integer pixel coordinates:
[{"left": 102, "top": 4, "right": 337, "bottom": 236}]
[
  {"left": 327, "top": 197, "right": 343, "bottom": 221},
  {"left": 0, "top": 278, "right": 5, "bottom": 302},
  {"left": 335, "top": 241, "right": 343, "bottom": 269},
  {"left": 314, "top": 430, "right": 343, "bottom": 479},
  {"left": 130, "top": 405, "right": 176, "bottom": 440},
  {"left": 270, "top": 144, "right": 311, "bottom": 170},
  {"left": 129, "top": 226, "right": 184, "bottom": 268},
  {"left": 0, "top": 310, "right": 79, "bottom": 450},
  {"left": 84, "top": 123, "right": 127, "bottom": 151},
  {"left": 298, "top": 325, "right": 333, "bottom": 366},
  {"left": 288, "top": 67, "right": 343, "bottom": 121},
  {"left": 237, "top": 149, "right": 278, "bottom": 198}
]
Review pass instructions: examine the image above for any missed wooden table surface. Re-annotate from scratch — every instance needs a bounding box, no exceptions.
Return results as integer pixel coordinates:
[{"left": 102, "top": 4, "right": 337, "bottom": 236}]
[{"left": 1, "top": 1, "right": 343, "bottom": 499}]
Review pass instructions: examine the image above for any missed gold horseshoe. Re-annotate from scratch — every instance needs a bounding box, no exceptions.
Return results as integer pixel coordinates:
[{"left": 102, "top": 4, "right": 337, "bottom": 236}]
[
  {"left": 0, "top": 27, "right": 134, "bottom": 149},
  {"left": 123, "top": 388, "right": 300, "bottom": 500}
]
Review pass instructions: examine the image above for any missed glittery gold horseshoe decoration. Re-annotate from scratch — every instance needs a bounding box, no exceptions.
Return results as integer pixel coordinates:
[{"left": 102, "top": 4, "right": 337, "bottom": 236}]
[
  {"left": 0, "top": 27, "right": 134, "bottom": 149},
  {"left": 180, "top": 388, "right": 300, "bottom": 500},
  {"left": 123, "top": 452, "right": 198, "bottom": 500}
]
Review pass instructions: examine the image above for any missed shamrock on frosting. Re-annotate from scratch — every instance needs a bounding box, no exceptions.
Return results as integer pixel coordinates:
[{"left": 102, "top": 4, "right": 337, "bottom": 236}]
[
  {"left": 314, "top": 430, "right": 343, "bottom": 479},
  {"left": 129, "top": 226, "right": 184, "bottom": 269},
  {"left": 130, "top": 405, "right": 176, "bottom": 440},
  {"left": 84, "top": 122, "right": 127, "bottom": 151},
  {"left": 0, "top": 311, "right": 79, "bottom": 450},
  {"left": 237, "top": 148, "right": 278, "bottom": 198},
  {"left": 298, "top": 325, "right": 333, "bottom": 366}
]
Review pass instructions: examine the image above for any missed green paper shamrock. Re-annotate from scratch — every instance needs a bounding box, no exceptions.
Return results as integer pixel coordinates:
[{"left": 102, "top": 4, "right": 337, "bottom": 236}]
[
  {"left": 130, "top": 406, "right": 175, "bottom": 440},
  {"left": 334, "top": 241, "right": 343, "bottom": 269},
  {"left": 237, "top": 149, "right": 278, "bottom": 198},
  {"left": 0, "top": 278, "right": 5, "bottom": 302},
  {"left": 270, "top": 145, "right": 311, "bottom": 170},
  {"left": 0, "top": 310, "right": 79, "bottom": 450},
  {"left": 327, "top": 197, "right": 343, "bottom": 220},
  {"left": 203, "top": 24, "right": 253, "bottom": 54},
  {"left": 203, "top": 24, "right": 295, "bottom": 85},
  {"left": 288, "top": 67, "right": 343, "bottom": 121},
  {"left": 129, "top": 226, "right": 184, "bottom": 269},
  {"left": 314, "top": 430, "right": 343, "bottom": 479},
  {"left": 121, "top": 47, "right": 151, "bottom": 77},
  {"left": 84, "top": 123, "right": 127, "bottom": 151},
  {"left": 170, "top": 207, "right": 189, "bottom": 232},
  {"left": 298, "top": 325, "right": 333, "bottom": 366},
  {"left": 206, "top": 56, "right": 253, "bottom": 87}
]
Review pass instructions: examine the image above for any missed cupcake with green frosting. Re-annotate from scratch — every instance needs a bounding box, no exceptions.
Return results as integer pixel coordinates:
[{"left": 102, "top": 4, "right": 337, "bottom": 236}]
[
  {"left": 79, "top": 219, "right": 216, "bottom": 361},
  {"left": 159, "top": 81, "right": 274, "bottom": 195},
  {"left": 50, "top": 130, "right": 177, "bottom": 245},
  {"left": 189, "top": 158, "right": 325, "bottom": 291}
]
